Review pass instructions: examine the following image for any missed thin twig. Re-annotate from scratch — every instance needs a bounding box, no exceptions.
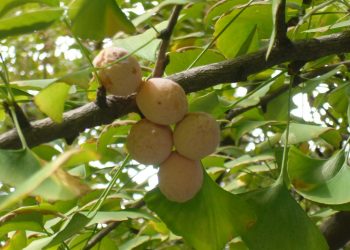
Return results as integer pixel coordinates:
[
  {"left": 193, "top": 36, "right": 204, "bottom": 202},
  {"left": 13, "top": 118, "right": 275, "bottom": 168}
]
[
  {"left": 226, "top": 60, "right": 350, "bottom": 120},
  {"left": 83, "top": 199, "right": 145, "bottom": 250},
  {"left": 274, "top": 0, "right": 290, "bottom": 47},
  {"left": 152, "top": 5, "right": 183, "bottom": 77}
]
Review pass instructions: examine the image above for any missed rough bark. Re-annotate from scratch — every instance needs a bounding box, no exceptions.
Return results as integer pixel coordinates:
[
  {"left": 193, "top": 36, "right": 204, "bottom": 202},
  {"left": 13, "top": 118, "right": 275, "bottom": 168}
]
[{"left": 0, "top": 31, "right": 350, "bottom": 149}]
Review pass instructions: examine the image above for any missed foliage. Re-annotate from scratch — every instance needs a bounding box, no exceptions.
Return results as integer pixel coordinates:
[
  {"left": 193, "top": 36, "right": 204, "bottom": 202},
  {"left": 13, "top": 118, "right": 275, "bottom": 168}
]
[{"left": 0, "top": 0, "right": 350, "bottom": 249}]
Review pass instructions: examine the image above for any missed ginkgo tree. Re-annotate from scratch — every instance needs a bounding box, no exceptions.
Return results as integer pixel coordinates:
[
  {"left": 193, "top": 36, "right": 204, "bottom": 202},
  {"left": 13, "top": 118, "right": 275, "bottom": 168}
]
[{"left": 0, "top": 0, "right": 350, "bottom": 249}]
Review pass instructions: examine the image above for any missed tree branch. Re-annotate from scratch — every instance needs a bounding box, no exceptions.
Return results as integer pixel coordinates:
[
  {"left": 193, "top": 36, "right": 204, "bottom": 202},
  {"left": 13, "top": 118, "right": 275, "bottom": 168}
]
[
  {"left": 274, "top": 0, "right": 290, "bottom": 47},
  {"left": 83, "top": 199, "right": 145, "bottom": 250},
  {"left": 322, "top": 211, "right": 350, "bottom": 250},
  {"left": 1, "top": 31, "right": 350, "bottom": 149},
  {"left": 226, "top": 60, "right": 350, "bottom": 120},
  {"left": 152, "top": 5, "right": 183, "bottom": 77}
]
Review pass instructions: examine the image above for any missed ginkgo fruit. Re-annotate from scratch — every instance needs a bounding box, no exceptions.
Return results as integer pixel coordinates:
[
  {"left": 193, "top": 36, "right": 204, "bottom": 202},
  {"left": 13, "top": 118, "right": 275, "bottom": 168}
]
[
  {"left": 158, "top": 152, "right": 203, "bottom": 203},
  {"left": 93, "top": 47, "right": 142, "bottom": 96},
  {"left": 136, "top": 78, "right": 188, "bottom": 125},
  {"left": 173, "top": 112, "right": 220, "bottom": 160},
  {"left": 126, "top": 119, "right": 173, "bottom": 165}
]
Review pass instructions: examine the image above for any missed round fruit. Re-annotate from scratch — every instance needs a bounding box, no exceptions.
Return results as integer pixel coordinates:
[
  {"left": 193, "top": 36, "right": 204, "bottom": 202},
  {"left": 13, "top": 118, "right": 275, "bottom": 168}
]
[
  {"left": 136, "top": 78, "right": 188, "bottom": 125},
  {"left": 93, "top": 47, "right": 142, "bottom": 96},
  {"left": 174, "top": 112, "right": 220, "bottom": 160},
  {"left": 158, "top": 152, "right": 203, "bottom": 203},
  {"left": 126, "top": 119, "right": 173, "bottom": 165}
]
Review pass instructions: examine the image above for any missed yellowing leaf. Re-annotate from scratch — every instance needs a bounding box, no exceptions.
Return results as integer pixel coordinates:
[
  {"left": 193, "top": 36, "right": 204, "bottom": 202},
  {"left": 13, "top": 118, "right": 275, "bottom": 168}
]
[{"left": 34, "top": 82, "right": 71, "bottom": 123}]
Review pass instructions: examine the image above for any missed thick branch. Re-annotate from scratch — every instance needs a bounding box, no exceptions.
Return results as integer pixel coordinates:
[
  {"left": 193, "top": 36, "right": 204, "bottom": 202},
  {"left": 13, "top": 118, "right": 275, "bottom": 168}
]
[
  {"left": 1, "top": 32, "right": 350, "bottom": 149},
  {"left": 322, "top": 211, "right": 350, "bottom": 250},
  {"left": 0, "top": 96, "right": 138, "bottom": 149}
]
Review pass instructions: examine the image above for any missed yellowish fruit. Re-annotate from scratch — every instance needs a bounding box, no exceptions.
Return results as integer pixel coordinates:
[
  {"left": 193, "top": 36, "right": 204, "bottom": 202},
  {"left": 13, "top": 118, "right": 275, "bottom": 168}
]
[
  {"left": 158, "top": 152, "right": 203, "bottom": 203},
  {"left": 126, "top": 119, "right": 173, "bottom": 165},
  {"left": 93, "top": 47, "right": 142, "bottom": 96},
  {"left": 174, "top": 112, "right": 220, "bottom": 160},
  {"left": 136, "top": 78, "right": 188, "bottom": 125}
]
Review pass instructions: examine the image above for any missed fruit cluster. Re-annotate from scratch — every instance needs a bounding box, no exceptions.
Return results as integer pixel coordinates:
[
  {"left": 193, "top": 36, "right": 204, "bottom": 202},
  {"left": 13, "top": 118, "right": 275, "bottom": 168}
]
[{"left": 94, "top": 47, "right": 220, "bottom": 203}]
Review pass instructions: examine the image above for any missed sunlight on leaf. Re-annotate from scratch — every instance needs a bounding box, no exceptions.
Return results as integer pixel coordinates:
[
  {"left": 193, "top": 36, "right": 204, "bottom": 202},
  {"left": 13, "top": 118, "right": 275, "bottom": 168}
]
[
  {"left": 0, "top": 149, "right": 98, "bottom": 211},
  {"left": 69, "top": 0, "right": 135, "bottom": 40},
  {"left": 2, "top": 230, "right": 27, "bottom": 250},
  {"left": 281, "top": 123, "right": 342, "bottom": 147},
  {"left": 0, "top": 0, "right": 59, "bottom": 17},
  {"left": 214, "top": 4, "right": 272, "bottom": 58},
  {"left": 34, "top": 82, "right": 71, "bottom": 123}
]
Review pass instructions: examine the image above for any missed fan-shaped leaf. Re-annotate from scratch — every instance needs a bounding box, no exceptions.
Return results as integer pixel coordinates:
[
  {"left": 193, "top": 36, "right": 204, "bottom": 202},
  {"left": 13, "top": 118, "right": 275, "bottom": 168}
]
[
  {"left": 241, "top": 183, "right": 328, "bottom": 250},
  {"left": 288, "top": 147, "right": 350, "bottom": 204},
  {"left": 69, "top": 0, "right": 135, "bottom": 40},
  {"left": 145, "top": 170, "right": 256, "bottom": 250}
]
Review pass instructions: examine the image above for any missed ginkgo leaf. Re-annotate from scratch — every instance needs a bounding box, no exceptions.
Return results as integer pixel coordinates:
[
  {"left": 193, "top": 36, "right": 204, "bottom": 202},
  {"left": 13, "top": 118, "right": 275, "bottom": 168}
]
[
  {"left": 281, "top": 123, "right": 342, "bottom": 147},
  {"left": 241, "top": 182, "right": 328, "bottom": 250},
  {"left": 34, "top": 82, "right": 71, "bottom": 123},
  {"left": 0, "top": 8, "right": 63, "bottom": 39},
  {"left": 288, "top": 146, "right": 350, "bottom": 204},
  {"left": 69, "top": 0, "right": 135, "bottom": 40},
  {"left": 0, "top": 0, "right": 59, "bottom": 17},
  {"left": 145, "top": 170, "right": 256, "bottom": 250},
  {"left": 0, "top": 148, "right": 98, "bottom": 210}
]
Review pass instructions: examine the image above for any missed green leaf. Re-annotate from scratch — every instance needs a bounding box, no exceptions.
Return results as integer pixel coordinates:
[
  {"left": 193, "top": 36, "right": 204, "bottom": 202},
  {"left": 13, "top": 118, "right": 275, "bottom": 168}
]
[
  {"left": 68, "top": 233, "right": 117, "bottom": 250},
  {"left": 24, "top": 213, "right": 90, "bottom": 250},
  {"left": 235, "top": 74, "right": 284, "bottom": 108},
  {"left": 328, "top": 84, "right": 350, "bottom": 115},
  {"left": 3, "top": 230, "right": 27, "bottom": 250},
  {"left": 0, "top": 149, "right": 97, "bottom": 210},
  {"left": 97, "top": 122, "right": 131, "bottom": 162},
  {"left": 205, "top": 0, "right": 249, "bottom": 28},
  {"left": 0, "top": 212, "right": 43, "bottom": 238},
  {"left": 288, "top": 147, "right": 350, "bottom": 204},
  {"left": 281, "top": 123, "right": 342, "bottom": 147},
  {"left": 32, "top": 144, "right": 60, "bottom": 161},
  {"left": 231, "top": 120, "right": 281, "bottom": 140},
  {"left": 13, "top": 68, "right": 92, "bottom": 90},
  {"left": 348, "top": 102, "right": 350, "bottom": 127},
  {"left": 114, "top": 21, "right": 167, "bottom": 61},
  {"left": 189, "top": 91, "right": 228, "bottom": 117},
  {"left": 119, "top": 236, "right": 153, "bottom": 250},
  {"left": 299, "top": 65, "right": 345, "bottom": 94},
  {"left": 265, "top": 91, "right": 297, "bottom": 121},
  {"left": 12, "top": 79, "right": 58, "bottom": 90},
  {"left": 165, "top": 49, "right": 225, "bottom": 75},
  {"left": 266, "top": 0, "right": 282, "bottom": 59},
  {"left": 241, "top": 183, "right": 328, "bottom": 250},
  {"left": 85, "top": 210, "right": 155, "bottom": 226},
  {"left": 0, "top": 0, "right": 59, "bottom": 17},
  {"left": 132, "top": 0, "right": 190, "bottom": 26},
  {"left": 224, "top": 153, "right": 275, "bottom": 171},
  {"left": 145, "top": 170, "right": 256, "bottom": 250},
  {"left": 215, "top": 4, "right": 272, "bottom": 58},
  {"left": 0, "top": 204, "right": 61, "bottom": 225},
  {"left": 0, "top": 8, "right": 63, "bottom": 39},
  {"left": 69, "top": 0, "right": 135, "bottom": 40},
  {"left": 34, "top": 82, "right": 71, "bottom": 123}
]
